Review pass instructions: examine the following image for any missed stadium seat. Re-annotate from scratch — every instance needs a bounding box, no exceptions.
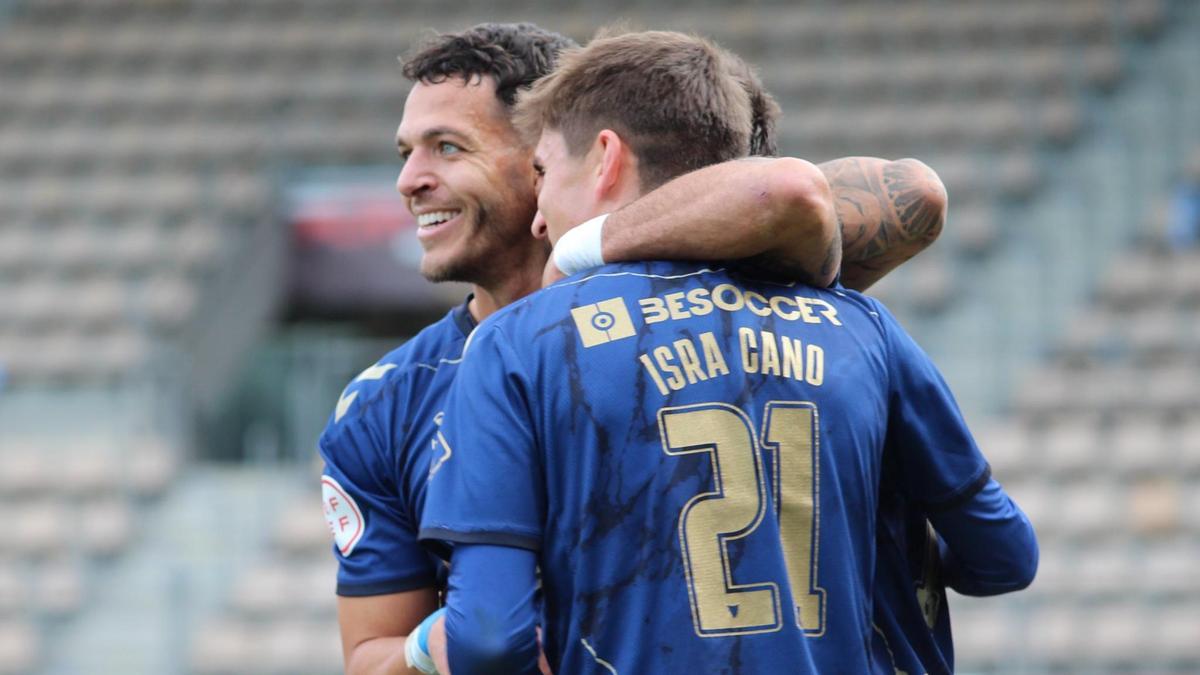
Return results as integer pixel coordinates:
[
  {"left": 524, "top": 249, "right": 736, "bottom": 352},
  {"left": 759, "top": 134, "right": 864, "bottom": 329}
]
[
  {"left": 1059, "top": 480, "right": 1123, "bottom": 539},
  {"left": 66, "top": 276, "right": 128, "bottom": 330},
  {"left": 126, "top": 437, "right": 179, "bottom": 498},
  {"left": 1165, "top": 251, "right": 1200, "bottom": 307},
  {"left": 1079, "top": 603, "right": 1148, "bottom": 665},
  {"left": 1177, "top": 416, "right": 1200, "bottom": 475},
  {"left": 229, "top": 558, "right": 336, "bottom": 618},
  {"left": 1098, "top": 251, "right": 1161, "bottom": 309},
  {"left": 1012, "top": 368, "right": 1072, "bottom": 419},
  {"left": 0, "top": 448, "right": 54, "bottom": 496},
  {"left": 78, "top": 498, "right": 134, "bottom": 556},
  {"left": 106, "top": 220, "right": 161, "bottom": 274},
  {"left": 34, "top": 558, "right": 86, "bottom": 617},
  {"left": 1077, "top": 365, "right": 1144, "bottom": 414},
  {"left": 1148, "top": 604, "right": 1200, "bottom": 661},
  {"left": 189, "top": 618, "right": 252, "bottom": 675},
  {"left": 11, "top": 274, "right": 66, "bottom": 330},
  {"left": 137, "top": 274, "right": 199, "bottom": 331},
  {"left": 1025, "top": 605, "right": 1079, "bottom": 664},
  {"left": 1125, "top": 308, "right": 1182, "bottom": 359},
  {"left": 1039, "top": 413, "right": 1102, "bottom": 477},
  {"left": 228, "top": 564, "right": 293, "bottom": 617},
  {"left": 91, "top": 328, "right": 150, "bottom": 378},
  {"left": 0, "top": 565, "right": 25, "bottom": 617},
  {"left": 274, "top": 499, "right": 331, "bottom": 556},
  {"left": 10, "top": 500, "right": 72, "bottom": 557},
  {"left": 951, "top": 203, "right": 1000, "bottom": 257},
  {"left": 262, "top": 620, "right": 342, "bottom": 675},
  {"left": 59, "top": 443, "right": 123, "bottom": 496},
  {"left": 1109, "top": 413, "right": 1172, "bottom": 475},
  {"left": 1071, "top": 543, "right": 1135, "bottom": 599},
  {"left": 1123, "top": 0, "right": 1167, "bottom": 38},
  {"left": 0, "top": 620, "right": 39, "bottom": 675},
  {"left": 1140, "top": 540, "right": 1199, "bottom": 598},
  {"left": 1128, "top": 477, "right": 1182, "bottom": 536},
  {"left": 1058, "top": 308, "right": 1120, "bottom": 362}
]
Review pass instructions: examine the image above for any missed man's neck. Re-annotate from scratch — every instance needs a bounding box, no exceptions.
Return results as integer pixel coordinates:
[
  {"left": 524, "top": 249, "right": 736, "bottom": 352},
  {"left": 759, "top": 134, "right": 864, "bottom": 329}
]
[{"left": 467, "top": 259, "right": 545, "bottom": 323}]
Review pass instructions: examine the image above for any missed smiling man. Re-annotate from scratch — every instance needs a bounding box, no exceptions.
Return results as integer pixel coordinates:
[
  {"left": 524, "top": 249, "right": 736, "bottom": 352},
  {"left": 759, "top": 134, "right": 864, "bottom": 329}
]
[
  {"left": 319, "top": 22, "right": 962, "bottom": 675},
  {"left": 418, "top": 30, "right": 1037, "bottom": 674}
]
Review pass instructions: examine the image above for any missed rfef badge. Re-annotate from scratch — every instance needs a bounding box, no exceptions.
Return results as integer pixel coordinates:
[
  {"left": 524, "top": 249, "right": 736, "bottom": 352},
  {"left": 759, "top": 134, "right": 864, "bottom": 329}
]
[
  {"left": 322, "top": 475, "right": 365, "bottom": 556},
  {"left": 571, "top": 297, "right": 637, "bottom": 347}
]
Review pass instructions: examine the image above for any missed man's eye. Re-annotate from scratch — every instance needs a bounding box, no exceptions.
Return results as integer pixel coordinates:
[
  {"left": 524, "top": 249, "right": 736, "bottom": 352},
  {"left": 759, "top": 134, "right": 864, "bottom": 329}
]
[{"left": 438, "top": 142, "right": 461, "bottom": 155}]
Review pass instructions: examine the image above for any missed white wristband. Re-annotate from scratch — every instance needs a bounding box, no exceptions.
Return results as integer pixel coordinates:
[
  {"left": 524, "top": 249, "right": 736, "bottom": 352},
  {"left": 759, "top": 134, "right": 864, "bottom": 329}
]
[
  {"left": 552, "top": 213, "right": 608, "bottom": 275},
  {"left": 404, "top": 608, "right": 444, "bottom": 674}
]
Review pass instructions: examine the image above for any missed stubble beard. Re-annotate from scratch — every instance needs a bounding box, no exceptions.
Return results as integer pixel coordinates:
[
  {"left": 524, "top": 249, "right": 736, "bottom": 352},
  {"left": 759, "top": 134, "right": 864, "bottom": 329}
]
[{"left": 419, "top": 203, "right": 524, "bottom": 288}]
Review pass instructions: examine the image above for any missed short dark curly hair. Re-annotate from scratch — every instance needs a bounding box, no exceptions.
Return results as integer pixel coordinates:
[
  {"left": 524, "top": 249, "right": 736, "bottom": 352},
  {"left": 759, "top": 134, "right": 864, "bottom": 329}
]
[{"left": 401, "top": 23, "right": 578, "bottom": 108}]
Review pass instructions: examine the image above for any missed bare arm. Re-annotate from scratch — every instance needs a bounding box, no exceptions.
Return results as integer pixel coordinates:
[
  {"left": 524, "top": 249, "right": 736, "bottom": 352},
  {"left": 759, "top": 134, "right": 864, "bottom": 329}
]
[
  {"left": 338, "top": 589, "right": 440, "bottom": 675},
  {"left": 583, "top": 156, "right": 945, "bottom": 292},
  {"left": 821, "top": 157, "right": 947, "bottom": 291},
  {"left": 599, "top": 156, "right": 841, "bottom": 287}
]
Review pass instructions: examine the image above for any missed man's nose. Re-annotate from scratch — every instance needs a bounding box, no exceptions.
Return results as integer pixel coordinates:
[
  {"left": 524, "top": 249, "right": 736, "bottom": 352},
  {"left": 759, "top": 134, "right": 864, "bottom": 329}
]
[{"left": 397, "top": 151, "right": 436, "bottom": 198}]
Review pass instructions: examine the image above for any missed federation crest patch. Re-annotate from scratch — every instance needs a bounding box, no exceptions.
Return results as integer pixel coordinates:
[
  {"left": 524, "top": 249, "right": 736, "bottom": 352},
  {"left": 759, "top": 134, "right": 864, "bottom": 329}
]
[
  {"left": 322, "top": 475, "right": 365, "bottom": 556},
  {"left": 571, "top": 297, "right": 636, "bottom": 347}
]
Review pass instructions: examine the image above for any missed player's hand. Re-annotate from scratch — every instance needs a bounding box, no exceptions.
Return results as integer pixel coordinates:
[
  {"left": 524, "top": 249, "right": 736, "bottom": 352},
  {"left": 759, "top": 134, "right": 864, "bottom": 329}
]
[{"left": 542, "top": 256, "right": 567, "bottom": 287}]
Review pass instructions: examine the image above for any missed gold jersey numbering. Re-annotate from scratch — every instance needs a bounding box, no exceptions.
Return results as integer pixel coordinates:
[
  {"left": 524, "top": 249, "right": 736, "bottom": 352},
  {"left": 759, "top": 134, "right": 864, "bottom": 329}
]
[{"left": 658, "top": 401, "right": 826, "bottom": 638}]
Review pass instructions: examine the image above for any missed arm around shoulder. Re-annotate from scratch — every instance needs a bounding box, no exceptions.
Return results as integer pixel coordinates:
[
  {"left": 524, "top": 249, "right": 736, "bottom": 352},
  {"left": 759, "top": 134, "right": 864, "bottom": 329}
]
[{"left": 596, "top": 157, "right": 840, "bottom": 286}]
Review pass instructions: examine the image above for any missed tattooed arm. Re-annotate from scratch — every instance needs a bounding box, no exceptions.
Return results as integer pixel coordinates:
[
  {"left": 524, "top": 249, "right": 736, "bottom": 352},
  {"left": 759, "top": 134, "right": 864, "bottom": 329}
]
[{"left": 821, "top": 157, "right": 947, "bottom": 292}]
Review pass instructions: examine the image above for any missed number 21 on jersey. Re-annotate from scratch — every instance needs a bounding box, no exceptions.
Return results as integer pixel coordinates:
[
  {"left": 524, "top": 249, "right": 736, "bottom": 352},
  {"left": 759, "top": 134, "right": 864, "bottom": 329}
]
[{"left": 658, "top": 401, "right": 826, "bottom": 638}]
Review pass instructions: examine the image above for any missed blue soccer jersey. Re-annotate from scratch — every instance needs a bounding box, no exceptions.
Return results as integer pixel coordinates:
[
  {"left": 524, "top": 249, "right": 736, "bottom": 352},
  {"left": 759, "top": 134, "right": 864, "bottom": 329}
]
[
  {"left": 318, "top": 297, "right": 474, "bottom": 596},
  {"left": 421, "top": 261, "right": 992, "bottom": 673}
]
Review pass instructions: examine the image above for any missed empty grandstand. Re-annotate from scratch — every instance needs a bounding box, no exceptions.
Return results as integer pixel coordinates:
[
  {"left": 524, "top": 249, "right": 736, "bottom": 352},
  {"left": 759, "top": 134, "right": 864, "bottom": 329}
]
[{"left": 0, "top": 0, "right": 1196, "bottom": 673}]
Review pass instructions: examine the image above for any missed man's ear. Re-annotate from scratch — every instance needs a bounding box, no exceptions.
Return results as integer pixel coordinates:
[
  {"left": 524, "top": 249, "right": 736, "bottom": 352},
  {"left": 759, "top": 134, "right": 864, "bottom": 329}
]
[
  {"left": 530, "top": 210, "right": 548, "bottom": 240},
  {"left": 593, "top": 129, "right": 627, "bottom": 201}
]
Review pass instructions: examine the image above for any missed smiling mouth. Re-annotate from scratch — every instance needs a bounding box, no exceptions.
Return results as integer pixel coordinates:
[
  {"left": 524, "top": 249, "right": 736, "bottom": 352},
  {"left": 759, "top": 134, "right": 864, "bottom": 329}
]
[{"left": 417, "top": 210, "right": 462, "bottom": 228}]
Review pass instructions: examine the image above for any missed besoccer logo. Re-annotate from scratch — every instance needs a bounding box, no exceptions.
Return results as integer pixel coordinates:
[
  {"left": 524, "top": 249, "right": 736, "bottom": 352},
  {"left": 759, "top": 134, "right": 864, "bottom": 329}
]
[{"left": 571, "top": 298, "right": 636, "bottom": 347}]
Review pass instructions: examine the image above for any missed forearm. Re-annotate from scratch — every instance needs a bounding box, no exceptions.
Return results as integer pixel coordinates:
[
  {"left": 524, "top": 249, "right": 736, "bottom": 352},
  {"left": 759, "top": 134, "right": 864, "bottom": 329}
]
[
  {"left": 444, "top": 544, "right": 541, "bottom": 674},
  {"left": 601, "top": 157, "right": 840, "bottom": 286},
  {"left": 821, "top": 157, "right": 947, "bottom": 291},
  {"left": 346, "top": 637, "right": 426, "bottom": 675},
  {"left": 930, "top": 478, "right": 1038, "bottom": 596},
  {"left": 337, "top": 589, "right": 440, "bottom": 675}
]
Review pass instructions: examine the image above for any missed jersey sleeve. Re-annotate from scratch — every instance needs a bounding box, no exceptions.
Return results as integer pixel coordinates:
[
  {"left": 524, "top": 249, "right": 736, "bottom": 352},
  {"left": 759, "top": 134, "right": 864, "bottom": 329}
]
[
  {"left": 318, "top": 379, "right": 440, "bottom": 597},
  {"left": 444, "top": 544, "right": 542, "bottom": 675},
  {"left": 419, "top": 323, "right": 544, "bottom": 553},
  {"left": 876, "top": 302, "right": 992, "bottom": 509},
  {"left": 932, "top": 478, "right": 1038, "bottom": 596}
]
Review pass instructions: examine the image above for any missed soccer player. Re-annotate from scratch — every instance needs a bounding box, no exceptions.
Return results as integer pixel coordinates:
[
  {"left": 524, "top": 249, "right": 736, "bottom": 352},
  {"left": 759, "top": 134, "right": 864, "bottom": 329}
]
[
  {"left": 418, "top": 31, "right": 1037, "bottom": 674},
  {"left": 320, "top": 23, "right": 957, "bottom": 675}
]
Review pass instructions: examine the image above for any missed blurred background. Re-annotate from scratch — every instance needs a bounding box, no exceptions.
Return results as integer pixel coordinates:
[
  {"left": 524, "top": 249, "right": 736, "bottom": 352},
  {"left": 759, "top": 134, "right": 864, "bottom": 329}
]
[{"left": 0, "top": 0, "right": 1196, "bottom": 672}]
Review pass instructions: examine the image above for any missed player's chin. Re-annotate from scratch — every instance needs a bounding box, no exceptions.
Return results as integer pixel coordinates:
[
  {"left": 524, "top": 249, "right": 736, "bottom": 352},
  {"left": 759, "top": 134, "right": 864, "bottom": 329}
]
[{"left": 419, "top": 248, "right": 478, "bottom": 284}]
